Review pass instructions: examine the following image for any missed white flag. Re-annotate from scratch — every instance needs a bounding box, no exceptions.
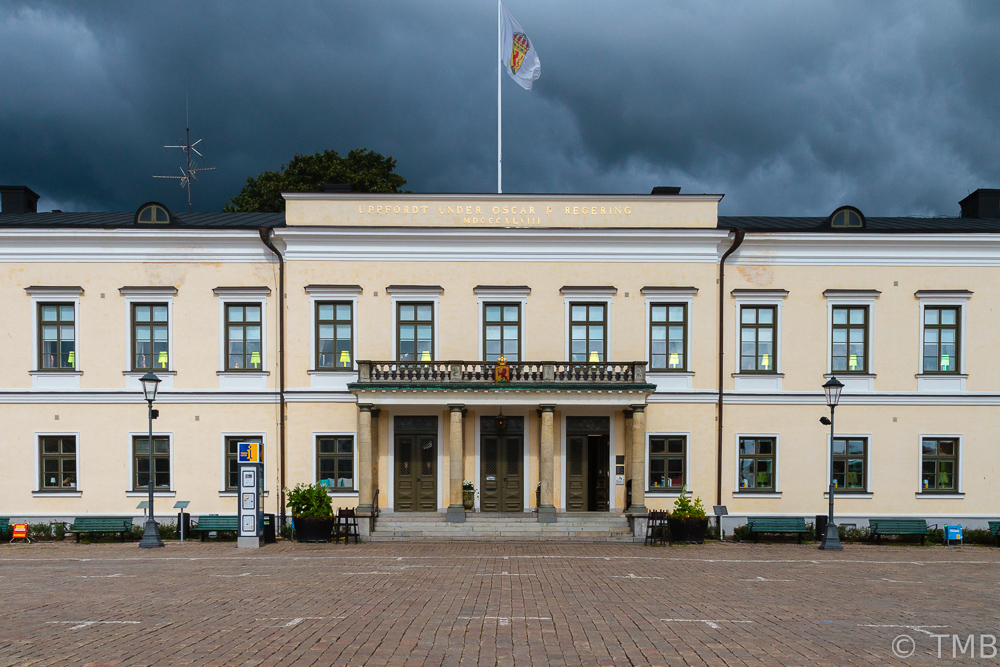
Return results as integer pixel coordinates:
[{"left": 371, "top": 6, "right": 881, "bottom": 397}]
[{"left": 500, "top": 3, "right": 541, "bottom": 90}]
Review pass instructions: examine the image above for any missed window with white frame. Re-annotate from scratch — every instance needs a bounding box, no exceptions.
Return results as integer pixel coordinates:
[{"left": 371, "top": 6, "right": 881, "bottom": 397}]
[
  {"left": 387, "top": 285, "right": 442, "bottom": 362},
  {"left": 916, "top": 290, "right": 971, "bottom": 381},
  {"left": 132, "top": 435, "right": 171, "bottom": 491},
  {"left": 562, "top": 287, "right": 615, "bottom": 363},
  {"left": 475, "top": 286, "right": 530, "bottom": 362},
  {"left": 738, "top": 436, "right": 776, "bottom": 491},
  {"left": 732, "top": 290, "right": 786, "bottom": 379},
  {"left": 214, "top": 287, "right": 269, "bottom": 373},
  {"left": 920, "top": 437, "right": 960, "bottom": 493},
  {"left": 832, "top": 437, "right": 868, "bottom": 492},
  {"left": 648, "top": 435, "right": 686, "bottom": 491},
  {"left": 39, "top": 435, "right": 77, "bottom": 490},
  {"left": 27, "top": 286, "right": 84, "bottom": 375},
  {"left": 316, "top": 435, "right": 355, "bottom": 489}
]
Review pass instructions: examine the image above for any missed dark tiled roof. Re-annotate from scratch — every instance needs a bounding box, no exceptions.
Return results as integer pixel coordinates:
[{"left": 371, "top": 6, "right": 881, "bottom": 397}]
[
  {"left": 0, "top": 211, "right": 284, "bottom": 229},
  {"left": 718, "top": 216, "right": 1000, "bottom": 233}
]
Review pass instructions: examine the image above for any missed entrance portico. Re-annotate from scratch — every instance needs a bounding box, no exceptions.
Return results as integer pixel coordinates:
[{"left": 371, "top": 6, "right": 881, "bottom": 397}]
[{"left": 349, "top": 360, "right": 654, "bottom": 525}]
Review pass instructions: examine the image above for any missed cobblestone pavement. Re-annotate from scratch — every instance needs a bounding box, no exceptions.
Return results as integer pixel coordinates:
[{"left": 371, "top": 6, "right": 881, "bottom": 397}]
[{"left": 0, "top": 540, "right": 998, "bottom": 666}]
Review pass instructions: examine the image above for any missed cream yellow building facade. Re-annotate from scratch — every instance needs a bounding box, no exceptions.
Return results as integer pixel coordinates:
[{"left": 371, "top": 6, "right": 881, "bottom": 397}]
[{"left": 1, "top": 184, "right": 998, "bottom": 536}]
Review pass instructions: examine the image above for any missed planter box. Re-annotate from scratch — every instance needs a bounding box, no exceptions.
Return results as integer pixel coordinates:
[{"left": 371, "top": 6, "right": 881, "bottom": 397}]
[
  {"left": 294, "top": 516, "right": 335, "bottom": 543},
  {"left": 462, "top": 490, "right": 475, "bottom": 510},
  {"left": 667, "top": 517, "right": 708, "bottom": 544}
]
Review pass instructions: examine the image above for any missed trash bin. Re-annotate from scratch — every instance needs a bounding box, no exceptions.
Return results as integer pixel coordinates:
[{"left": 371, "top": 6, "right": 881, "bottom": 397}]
[
  {"left": 815, "top": 514, "right": 827, "bottom": 539},
  {"left": 262, "top": 513, "right": 276, "bottom": 544},
  {"left": 177, "top": 511, "right": 191, "bottom": 540}
]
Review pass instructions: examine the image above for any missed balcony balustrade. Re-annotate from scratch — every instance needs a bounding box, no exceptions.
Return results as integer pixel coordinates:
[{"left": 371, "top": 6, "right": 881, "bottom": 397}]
[{"left": 354, "top": 360, "right": 648, "bottom": 386}]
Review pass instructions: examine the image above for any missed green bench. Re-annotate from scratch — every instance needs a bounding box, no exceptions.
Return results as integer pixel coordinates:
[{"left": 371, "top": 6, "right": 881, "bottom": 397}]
[
  {"left": 747, "top": 517, "right": 811, "bottom": 543},
  {"left": 67, "top": 516, "right": 133, "bottom": 542},
  {"left": 191, "top": 515, "right": 239, "bottom": 541},
  {"left": 989, "top": 521, "right": 1000, "bottom": 548},
  {"left": 869, "top": 518, "right": 932, "bottom": 545}
]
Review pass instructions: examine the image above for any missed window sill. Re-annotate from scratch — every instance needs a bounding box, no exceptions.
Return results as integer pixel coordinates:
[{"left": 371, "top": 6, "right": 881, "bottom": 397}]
[
  {"left": 219, "top": 491, "right": 269, "bottom": 497},
  {"left": 824, "top": 492, "right": 873, "bottom": 499},
  {"left": 647, "top": 371, "right": 694, "bottom": 376},
  {"left": 217, "top": 370, "right": 270, "bottom": 376},
  {"left": 732, "top": 372, "right": 784, "bottom": 377},
  {"left": 915, "top": 373, "right": 968, "bottom": 379},
  {"left": 32, "top": 490, "right": 82, "bottom": 498},
  {"left": 646, "top": 490, "right": 683, "bottom": 497},
  {"left": 308, "top": 369, "right": 357, "bottom": 375},
  {"left": 29, "top": 370, "right": 82, "bottom": 376},
  {"left": 733, "top": 492, "right": 782, "bottom": 498},
  {"left": 825, "top": 373, "right": 875, "bottom": 379},
  {"left": 125, "top": 491, "right": 176, "bottom": 497},
  {"left": 124, "top": 370, "right": 176, "bottom": 376},
  {"left": 915, "top": 492, "right": 965, "bottom": 499},
  {"left": 325, "top": 490, "right": 358, "bottom": 496}
]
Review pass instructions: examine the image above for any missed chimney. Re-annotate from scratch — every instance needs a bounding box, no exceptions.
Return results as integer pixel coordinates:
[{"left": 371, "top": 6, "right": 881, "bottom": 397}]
[
  {"left": 650, "top": 186, "right": 681, "bottom": 195},
  {"left": 959, "top": 189, "right": 1000, "bottom": 219},
  {"left": 0, "top": 186, "right": 40, "bottom": 214}
]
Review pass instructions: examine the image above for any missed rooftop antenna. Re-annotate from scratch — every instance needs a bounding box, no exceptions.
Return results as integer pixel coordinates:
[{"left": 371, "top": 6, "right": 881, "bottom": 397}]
[{"left": 154, "top": 92, "right": 215, "bottom": 212}]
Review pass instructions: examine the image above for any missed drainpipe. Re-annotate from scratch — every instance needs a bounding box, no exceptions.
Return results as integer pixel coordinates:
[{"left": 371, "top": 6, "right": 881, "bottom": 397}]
[
  {"left": 717, "top": 229, "right": 745, "bottom": 532},
  {"left": 258, "top": 227, "right": 287, "bottom": 530}
]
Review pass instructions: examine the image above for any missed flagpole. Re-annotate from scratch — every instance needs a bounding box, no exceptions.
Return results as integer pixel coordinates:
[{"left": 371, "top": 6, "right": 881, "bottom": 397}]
[{"left": 497, "top": 0, "right": 502, "bottom": 194}]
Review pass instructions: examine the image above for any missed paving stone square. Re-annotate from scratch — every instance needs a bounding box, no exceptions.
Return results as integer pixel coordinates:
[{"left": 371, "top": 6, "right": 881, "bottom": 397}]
[{"left": 0, "top": 540, "right": 997, "bottom": 666}]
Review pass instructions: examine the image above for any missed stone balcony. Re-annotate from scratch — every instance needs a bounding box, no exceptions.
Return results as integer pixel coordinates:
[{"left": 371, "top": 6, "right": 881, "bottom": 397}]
[{"left": 350, "top": 361, "right": 654, "bottom": 400}]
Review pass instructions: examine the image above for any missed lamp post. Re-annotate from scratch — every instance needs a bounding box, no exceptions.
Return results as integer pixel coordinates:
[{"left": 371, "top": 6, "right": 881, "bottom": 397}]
[
  {"left": 139, "top": 371, "right": 164, "bottom": 548},
  {"left": 819, "top": 376, "right": 844, "bottom": 551}
]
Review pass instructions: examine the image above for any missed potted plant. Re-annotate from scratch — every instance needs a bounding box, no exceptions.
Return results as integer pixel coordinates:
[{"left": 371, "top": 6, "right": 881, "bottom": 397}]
[
  {"left": 462, "top": 480, "right": 475, "bottom": 509},
  {"left": 286, "top": 482, "right": 335, "bottom": 542},
  {"left": 667, "top": 486, "right": 709, "bottom": 544}
]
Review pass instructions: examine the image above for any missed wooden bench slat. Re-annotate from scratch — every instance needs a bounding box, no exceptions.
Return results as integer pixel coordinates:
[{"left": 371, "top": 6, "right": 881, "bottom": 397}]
[
  {"left": 191, "top": 516, "right": 239, "bottom": 541},
  {"left": 869, "top": 519, "right": 930, "bottom": 544},
  {"left": 68, "top": 517, "right": 133, "bottom": 542},
  {"left": 746, "top": 517, "right": 810, "bottom": 543}
]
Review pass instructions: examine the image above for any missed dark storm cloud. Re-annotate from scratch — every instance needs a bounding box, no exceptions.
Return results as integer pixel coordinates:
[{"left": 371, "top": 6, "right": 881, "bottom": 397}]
[{"left": 1, "top": 1, "right": 998, "bottom": 215}]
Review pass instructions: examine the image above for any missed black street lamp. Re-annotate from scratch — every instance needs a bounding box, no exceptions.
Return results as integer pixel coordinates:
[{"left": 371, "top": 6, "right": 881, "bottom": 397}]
[
  {"left": 139, "top": 371, "right": 164, "bottom": 549},
  {"left": 819, "top": 376, "right": 844, "bottom": 551}
]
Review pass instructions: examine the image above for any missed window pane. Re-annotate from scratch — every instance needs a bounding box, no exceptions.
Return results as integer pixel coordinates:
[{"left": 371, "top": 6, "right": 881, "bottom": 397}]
[
  {"left": 849, "top": 308, "right": 864, "bottom": 325},
  {"left": 832, "top": 309, "right": 847, "bottom": 325},
  {"left": 41, "top": 306, "right": 57, "bottom": 321},
  {"left": 650, "top": 438, "right": 665, "bottom": 454},
  {"left": 503, "top": 306, "right": 518, "bottom": 321},
  {"left": 336, "top": 304, "right": 351, "bottom": 320},
  {"left": 588, "top": 306, "right": 603, "bottom": 321},
  {"left": 245, "top": 307, "right": 261, "bottom": 323},
  {"left": 758, "top": 308, "right": 773, "bottom": 324},
  {"left": 400, "top": 305, "right": 414, "bottom": 320},
  {"left": 318, "top": 304, "right": 334, "bottom": 320},
  {"left": 739, "top": 439, "right": 754, "bottom": 455},
  {"left": 416, "top": 305, "right": 432, "bottom": 321},
  {"left": 60, "top": 306, "right": 74, "bottom": 321},
  {"left": 758, "top": 440, "right": 773, "bottom": 455},
  {"left": 651, "top": 306, "right": 666, "bottom": 323},
  {"left": 228, "top": 306, "right": 243, "bottom": 323},
  {"left": 485, "top": 306, "right": 501, "bottom": 321},
  {"left": 941, "top": 308, "right": 956, "bottom": 325},
  {"left": 571, "top": 305, "right": 587, "bottom": 321},
  {"left": 924, "top": 309, "right": 938, "bottom": 325},
  {"left": 668, "top": 306, "right": 684, "bottom": 322}
]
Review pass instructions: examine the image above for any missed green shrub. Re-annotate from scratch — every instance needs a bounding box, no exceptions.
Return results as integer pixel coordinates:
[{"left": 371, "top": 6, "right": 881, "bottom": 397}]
[
  {"left": 53, "top": 522, "right": 66, "bottom": 540},
  {"left": 705, "top": 524, "right": 720, "bottom": 540},
  {"left": 158, "top": 522, "right": 178, "bottom": 540},
  {"left": 29, "top": 523, "right": 52, "bottom": 539},
  {"left": 962, "top": 528, "right": 997, "bottom": 546},
  {"left": 286, "top": 482, "right": 334, "bottom": 518},
  {"left": 732, "top": 524, "right": 752, "bottom": 542},
  {"left": 670, "top": 486, "right": 706, "bottom": 520},
  {"left": 838, "top": 525, "right": 871, "bottom": 542}
]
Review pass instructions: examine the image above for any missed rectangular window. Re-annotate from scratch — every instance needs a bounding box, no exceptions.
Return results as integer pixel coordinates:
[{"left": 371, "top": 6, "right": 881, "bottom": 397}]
[
  {"left": 831, "top": 306, "right": 867, "bottom": 373},
  {"left": 484, "top": 303, "right": 521, "bottom": 362},
  {"left": 316, "top": 302, "right": 353, "bottom": 369},
  {"left": 648, "top": 435, "right": 685, "bottom": 491},
  {"left": 921, "top": 438, "right": 958, "bottom": 492},
  {"left": 39, "top": 303, "right": 76, "bottom": 370},
  {"left": 317, "top": 435, "right": 355, "bottom": 489},
  {"left": 650, "top": 303, "right": 686, "bottom": 371},
  {"left": 740, "top": 306, "right": 776, "bottom": 372},
  {"left": 738, "top": 437, "right": 775, "bottom": 491},
  {"left": 397, "top": 302, "right": 434, "bottom": 361},
  {"left": 570, "top": 303, "right": 606, "bottom": 362},
  {"left": 226, "top": 304, "right": 262, "bottom": 370},
  {"left": 832, "top": 437, "right": 867, "bottom": 491},
  {"left": 133, "top": 435, "right": 170, "bottom": 490},
  {"left": 923, "top": 306, "right": 960, "bottom": 373},
  {"left": 225, "top": 436, "right": 264, "bottom": 491},
  {"left": 132, "top": 303, "right": 169, "bottom": 370},
  {"left": 39, "top": 435, "right": 77, "bottom": 490}
]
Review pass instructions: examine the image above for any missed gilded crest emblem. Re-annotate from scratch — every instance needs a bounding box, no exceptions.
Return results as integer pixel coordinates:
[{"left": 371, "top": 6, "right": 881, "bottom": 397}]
[
  {"left": 494, "top": 356, "right": 511, "bottom": 383},
  {"left": 510, "top": 32, "right": 530, "bottom": 74}
]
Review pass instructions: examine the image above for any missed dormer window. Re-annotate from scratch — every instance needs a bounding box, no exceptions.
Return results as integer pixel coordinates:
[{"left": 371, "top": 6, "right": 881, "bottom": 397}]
[
  {"left": 135, "top": 202, "right": 171, "bottom": 225},
  {"left": 829, "top": 206, "right": 865, "bottom": 230}
]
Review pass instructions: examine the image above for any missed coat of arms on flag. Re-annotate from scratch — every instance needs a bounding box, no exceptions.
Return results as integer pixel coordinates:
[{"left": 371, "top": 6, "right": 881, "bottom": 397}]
[
  {"left": 509, "top": 32, "right": 530, "bottom": 74},
  {"left": 494, "top": 356, "right": 511, "bottom": 383}
]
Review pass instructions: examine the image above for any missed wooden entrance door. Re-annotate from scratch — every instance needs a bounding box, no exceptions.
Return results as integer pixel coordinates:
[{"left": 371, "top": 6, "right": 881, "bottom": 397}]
[
  {"left": 394, "top": 428, "right": 437, "bottom": 512},
  {"left": 565, "top": 417, "right": 611, "bottom": 512},
  {"left": 481, "top": 433, "right": 524, "bottom": 512}
]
